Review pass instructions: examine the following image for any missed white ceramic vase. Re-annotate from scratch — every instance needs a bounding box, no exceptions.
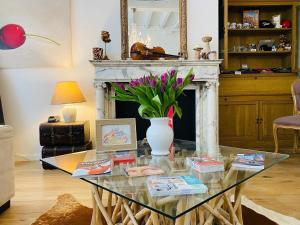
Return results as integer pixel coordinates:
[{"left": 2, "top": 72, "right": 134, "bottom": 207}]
[{"left": 146, "top": 117, "right": 174, "bottom": 156}]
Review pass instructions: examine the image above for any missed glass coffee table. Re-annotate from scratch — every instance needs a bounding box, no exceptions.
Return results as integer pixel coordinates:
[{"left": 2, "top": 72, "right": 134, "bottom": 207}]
[{"left": 41, "top": 140, "right": 288, "bottom": 225}]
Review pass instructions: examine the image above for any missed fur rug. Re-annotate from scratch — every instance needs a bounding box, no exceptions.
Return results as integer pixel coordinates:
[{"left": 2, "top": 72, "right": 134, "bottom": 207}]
[
  {"left": 31, "top": 194, "right": 92, "bottom": 225},
  {"left": 31, "top": 194, "right": 300, "bottom": 225}
]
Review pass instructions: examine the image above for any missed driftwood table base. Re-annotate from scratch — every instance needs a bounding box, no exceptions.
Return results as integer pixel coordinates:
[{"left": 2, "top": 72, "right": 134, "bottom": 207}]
[{"left": 90, "top": 184, "right": 244, "bottom": 225}]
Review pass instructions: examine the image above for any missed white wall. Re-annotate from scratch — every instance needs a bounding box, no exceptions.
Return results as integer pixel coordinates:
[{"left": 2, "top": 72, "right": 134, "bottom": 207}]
[{"left": 0, "top": 0, "right": 219, "bottom": 160}]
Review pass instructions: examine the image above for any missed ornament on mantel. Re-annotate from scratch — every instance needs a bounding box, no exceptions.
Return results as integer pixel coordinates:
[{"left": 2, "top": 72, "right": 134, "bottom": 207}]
[
  {"left": 101, "top": 31, "right": 111, "bottom": 60},
  {"left": 201, "top": 36, "right": 212, "bottom": 60},
  {"left": 193, "top": 45, "right": 203, "bottom": 60}
]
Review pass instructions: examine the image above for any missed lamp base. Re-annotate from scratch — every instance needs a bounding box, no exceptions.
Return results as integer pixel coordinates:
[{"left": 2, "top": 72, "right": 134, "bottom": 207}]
[{"left": 62, "top": 106, "right": 77, "bottom": 122}]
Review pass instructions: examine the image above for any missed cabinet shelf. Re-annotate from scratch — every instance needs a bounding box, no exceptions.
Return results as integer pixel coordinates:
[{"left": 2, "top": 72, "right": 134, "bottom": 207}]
[
  {"left": 228, "top": 28, "right": 292, "bottom": 33},
  {"left": 228, "top": 51, "right": 291, "bottom": 55},
  {"left": 220, "top": 72, "right": 296, "bottom": 78}
]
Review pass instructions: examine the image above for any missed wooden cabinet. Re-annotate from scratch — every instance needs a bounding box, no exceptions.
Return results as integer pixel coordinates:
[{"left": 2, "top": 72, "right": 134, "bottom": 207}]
[
  {"left": 259, "top": 100, "right": 294, "bottom": 141},
  {"left": 219, "top": 74, "right": 297, "bottom": 150},
  {"left": 219, "top": 0, "right": 299, "bottom": 150},
  {"left": 220, "top": 101, "right": 259, "bottom": 142}
]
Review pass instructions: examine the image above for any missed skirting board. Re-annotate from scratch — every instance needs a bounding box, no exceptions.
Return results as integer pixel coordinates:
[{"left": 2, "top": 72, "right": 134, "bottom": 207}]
[
  {"left": 242, "top": 196, "right": 300, "bottom": 225},
  {"left": 15, "top": 153, "right": 40, "bottom": 161}
]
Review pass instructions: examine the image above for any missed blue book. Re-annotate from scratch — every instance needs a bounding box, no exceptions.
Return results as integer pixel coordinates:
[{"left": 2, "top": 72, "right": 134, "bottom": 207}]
[{"left": 147, "top": 176, "right": 208, "bottom": 197}]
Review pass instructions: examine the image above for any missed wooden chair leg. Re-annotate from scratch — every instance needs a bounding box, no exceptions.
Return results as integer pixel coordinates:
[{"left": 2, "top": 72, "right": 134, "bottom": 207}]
[
  {"left": 273, "top": 124, "right": 279, "bottom": 153},
  {"left": 293, "top": 130, "right": 299, "bottom": 154}
]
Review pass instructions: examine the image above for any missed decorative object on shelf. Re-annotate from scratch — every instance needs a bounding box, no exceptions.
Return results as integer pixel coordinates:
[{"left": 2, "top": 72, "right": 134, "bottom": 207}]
[
  {"left": 130, "top": 42, "right": 180, "bottom": 60},
  {"left": 281, "top": 19, "right": 291, "bottom": 28},
  {"left": 51, "top": 81, "right": 86, "bottom": 123},
  {"left": 259, "top": 20, "right": 275, "bottom": 28},
  {"left": 258, "top": 39, "right": 274, "bottom": 51},
  {"left": 201, "top": 36, "right": 212, "bottom": 59},
  {"left": 243, "top": 10, "right": 259, "bottom": 28},
  {"left": 111, "top": 69, "right": 195, "bottom": 155},
  {"left": 237, "top": 23, "right": 243, "bottom": 29},
  {"left": 193, "top": 46, "right": 203, "bottom": 60},
  {"left": 277, "top": 34, "right": 289, "bottom": 51},
  {"left": 101, "top": 31, "right": 111, "bottom": 60},
  {"left": 243, "top": 22, "right": 251, "bottom": 29},
  {"left": 229, "top": 22, "right": 237, "bottom": 29},
  {"left": 248, "top": 44, "right": 257, "bottom": 52},
  {"left": 272, "top": 15, "right": 282, "bottom": 28},
  {"left": 96, "top": 119, "right": 137, "bottom": 152},
  {"left": 241, "top": 64, "right": 249, "bottom": 70},
  {"left": 92, "top": 47, "right": 103, "bottom": 60}
]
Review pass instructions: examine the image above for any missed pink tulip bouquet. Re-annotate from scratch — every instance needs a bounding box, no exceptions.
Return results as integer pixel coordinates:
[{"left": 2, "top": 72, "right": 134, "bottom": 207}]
[{"left": 111, "top": 68, "right": 195, "bottom": 119}]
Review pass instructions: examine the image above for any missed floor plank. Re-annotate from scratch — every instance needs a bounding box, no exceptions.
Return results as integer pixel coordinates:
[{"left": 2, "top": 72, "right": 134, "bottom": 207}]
[
  {"left": 0, "top": 154, "right": 299, "bottom": 225},
  {"left": 0, "top": 161, "right": 92, "bottom": 225}
]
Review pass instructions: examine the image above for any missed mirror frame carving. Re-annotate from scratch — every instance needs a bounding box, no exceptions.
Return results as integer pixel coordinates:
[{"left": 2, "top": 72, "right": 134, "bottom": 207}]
[{"left": 120, "top": 0, "right": 188, "bottom": 60}]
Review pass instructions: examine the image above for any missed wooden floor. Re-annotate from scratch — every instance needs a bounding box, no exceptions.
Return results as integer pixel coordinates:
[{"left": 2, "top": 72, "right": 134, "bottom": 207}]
[{"left": 0, "top": 154, "right": 300, "bottom": 225}]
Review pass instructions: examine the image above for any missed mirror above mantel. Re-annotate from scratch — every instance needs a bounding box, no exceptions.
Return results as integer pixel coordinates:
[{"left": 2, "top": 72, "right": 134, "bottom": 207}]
[{"left": 120, "top": 0, "right": 187, "bottom": 60}]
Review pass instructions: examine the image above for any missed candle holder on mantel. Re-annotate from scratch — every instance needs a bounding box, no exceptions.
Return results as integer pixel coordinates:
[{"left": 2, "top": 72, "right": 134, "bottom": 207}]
[
  {"left": 101, "top": 31, "right": 111, "bottom": 60},
  {"left": 201, "top": 36, "right": 212, "bottom": 60}
]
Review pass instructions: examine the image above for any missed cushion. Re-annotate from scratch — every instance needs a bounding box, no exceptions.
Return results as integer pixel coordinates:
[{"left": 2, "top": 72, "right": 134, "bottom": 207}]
[
  {"left": 31, "top": 194, "right": 92, "bottom": 225},
  {"left": 274, "top": 115, "right": 300, "bottom": 126}
]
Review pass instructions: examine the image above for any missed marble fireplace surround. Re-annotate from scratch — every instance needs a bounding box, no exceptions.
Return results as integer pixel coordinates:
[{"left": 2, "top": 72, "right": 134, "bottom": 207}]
[{"left": 91, "top": 60, "right": 222, "bottom": 155}]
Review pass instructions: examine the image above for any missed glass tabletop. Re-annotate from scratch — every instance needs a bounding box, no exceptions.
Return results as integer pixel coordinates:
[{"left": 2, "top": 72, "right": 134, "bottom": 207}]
[{"left": 41, "top": 139, "right": 288, "bottom": 220}]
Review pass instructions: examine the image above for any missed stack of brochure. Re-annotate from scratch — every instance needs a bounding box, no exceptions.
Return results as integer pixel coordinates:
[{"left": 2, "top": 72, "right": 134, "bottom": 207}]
[
  {"left": 232, "top": 154, "right": 265, "bottom": 171},
  {"left": 187, "top": 156, "right": 224, "bottom": 173},
  {"left": 147, "top": 176, "right": 208, "bottom": 197},
  {"left": 72, "top": 159, "right": 111, "bottom": 178}
]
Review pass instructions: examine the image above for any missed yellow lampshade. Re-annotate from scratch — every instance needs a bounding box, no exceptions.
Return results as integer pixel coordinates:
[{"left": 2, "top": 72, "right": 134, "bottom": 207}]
[{"left": 51, "top": 81, "right": 86, "bottom": 105}]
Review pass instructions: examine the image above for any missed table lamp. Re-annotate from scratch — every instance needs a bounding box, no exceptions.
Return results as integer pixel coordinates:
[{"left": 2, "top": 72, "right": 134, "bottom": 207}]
[{"left": 51, "top": 81, "right": 86, "bottom": 122}]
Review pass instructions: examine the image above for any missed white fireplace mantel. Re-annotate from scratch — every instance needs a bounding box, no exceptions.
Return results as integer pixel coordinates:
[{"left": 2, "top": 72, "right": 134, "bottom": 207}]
[{"left": 91, "top": 59, "right": 222, "bottom": 155}]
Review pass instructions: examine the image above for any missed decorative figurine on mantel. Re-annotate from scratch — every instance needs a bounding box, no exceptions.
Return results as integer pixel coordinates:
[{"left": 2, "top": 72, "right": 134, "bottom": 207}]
[
  {"left": 101, "top": 31, "right": 111, "bottom": 60},
  {"left": 201, "top": 36, "right": 212, "bottom": 60},
  {"left": 193, "top": 46, "right": 203, "bottom": 60}
]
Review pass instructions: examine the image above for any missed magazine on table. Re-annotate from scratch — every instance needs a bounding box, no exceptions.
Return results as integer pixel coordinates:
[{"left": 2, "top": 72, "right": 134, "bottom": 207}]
[
  {"left": 187, "top": 156, "right": 224, "bottom": 173},
  {"left": 232, "top": 154, "right": 265, "bottom": 170},
  {"left": 147, "top": 175, "right": 208, "bottom": 197},
  {"left": 124, "top": 166, "right": 164, "bottom": 177},
  {"left": 72, "top": 159, "right": 111, "bottom": 178},
  {"left": 111, "top": 151, "right": 136, "bottom": 165}
]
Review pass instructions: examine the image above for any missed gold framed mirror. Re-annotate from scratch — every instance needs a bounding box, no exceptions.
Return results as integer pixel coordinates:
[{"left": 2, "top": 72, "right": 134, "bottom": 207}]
[{"left": 120, "top": 0, "right": 187, "bottom": 60}]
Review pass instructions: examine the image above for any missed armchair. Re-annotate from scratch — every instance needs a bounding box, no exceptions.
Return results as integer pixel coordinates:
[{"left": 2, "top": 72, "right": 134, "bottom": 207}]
[
  {"left": 0, "top": 97, "right": 14, "bottom": 213},
  {"left": 273, "top": 79, "right": 300, "bottom": 153}
]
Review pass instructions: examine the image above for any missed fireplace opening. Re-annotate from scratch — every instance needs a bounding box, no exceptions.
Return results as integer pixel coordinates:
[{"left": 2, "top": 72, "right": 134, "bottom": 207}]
[{"left": 116, "top": 90, "right": 196, "bottom": 141}]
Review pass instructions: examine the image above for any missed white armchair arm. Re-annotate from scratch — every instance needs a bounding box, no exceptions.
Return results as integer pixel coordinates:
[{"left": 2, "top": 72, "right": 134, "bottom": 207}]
[{"left": 0, "top": 125, "right": 14, "bottom": 212}]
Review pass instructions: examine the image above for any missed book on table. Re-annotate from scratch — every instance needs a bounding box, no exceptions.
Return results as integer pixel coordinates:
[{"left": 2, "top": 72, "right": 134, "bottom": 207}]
[
  {"left": 232, "top": 154, "right": 265, "bottom": 170},
  {"left": 147, "top": 176, "right": 208, "bottom": 197},
  {"left": 111, "top": 151, "right": 136, "bottom": 165},
  {"left": 72, "top": 159, "right": 111, "bottom": 178},
  {"left": 187, "top": 156, "right": 224, "bottom": 173},
  {"left": 124, "top": 166, "right": 164, "bottom": 177}
]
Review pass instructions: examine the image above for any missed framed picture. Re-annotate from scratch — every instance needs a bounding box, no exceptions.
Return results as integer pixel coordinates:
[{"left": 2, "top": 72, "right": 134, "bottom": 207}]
[
  {"left": 96, "top": 118, "right": 137, "bottom": 151},
  {"left": 243, "top": 10, "right": 259, "bottom": 28}
]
